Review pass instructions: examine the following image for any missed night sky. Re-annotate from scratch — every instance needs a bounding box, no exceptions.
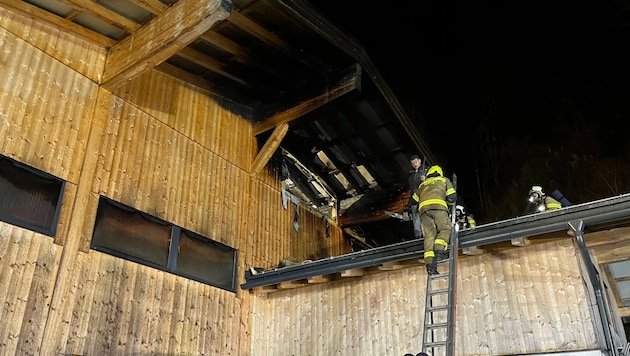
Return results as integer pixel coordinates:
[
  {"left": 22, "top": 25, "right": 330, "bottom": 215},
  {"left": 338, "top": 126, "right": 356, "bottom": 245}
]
[{"left": 313, "top": 0, "right": 630, "bottom": 223}]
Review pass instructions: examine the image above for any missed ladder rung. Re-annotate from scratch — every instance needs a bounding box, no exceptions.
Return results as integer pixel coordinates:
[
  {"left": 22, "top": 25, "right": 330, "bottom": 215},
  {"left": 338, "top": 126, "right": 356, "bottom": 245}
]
[
  {"left": 428, "top": 288, "right": 449, "bottom": 295},
  {"left": 425, "top": 322, "right": 448, "bottom": 329},
  {"left": 428, "top": 273, "right": 449, "bottom": 280},
  {"left": 426, "top": 305, "right": 449, "bottom": 312},
  {"left": 424, "top": 341, "right": 447, "bottom": 348}
]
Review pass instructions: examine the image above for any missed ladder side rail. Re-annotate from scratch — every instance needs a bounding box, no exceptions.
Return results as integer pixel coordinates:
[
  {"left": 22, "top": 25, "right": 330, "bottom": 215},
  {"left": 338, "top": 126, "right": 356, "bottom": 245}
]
[
  {"left": 446, "top": 230, "right": 458, "bottom": 356},
  {"left": 446, "top": 173, "right": 458, "bottom": 356}
]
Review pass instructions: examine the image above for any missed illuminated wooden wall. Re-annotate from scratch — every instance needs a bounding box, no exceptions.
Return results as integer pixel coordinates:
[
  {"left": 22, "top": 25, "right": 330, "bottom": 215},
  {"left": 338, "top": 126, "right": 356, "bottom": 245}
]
[
  {"left": 251, "top": 239, "right": 600, "bottom": 356},
  {"left": 0, "top": 6, "right": 348, "bottom": 355}
]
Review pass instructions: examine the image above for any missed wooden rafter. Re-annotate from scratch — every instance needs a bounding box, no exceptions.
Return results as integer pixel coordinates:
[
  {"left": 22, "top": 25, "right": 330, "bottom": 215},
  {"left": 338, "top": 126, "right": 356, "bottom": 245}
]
[
  {"left": 228, "top": 10, "right": 317, "bottom": 70},
  {"left": 57, "top": 0, "right": 140, "bottom": 32},
  {"left": 199, "top": 31, "right": 250, "bottom": 63},
  {"left": 176, "top": 47, "right": 249, "bottom": 86},
  {"left": 252, "top": 63, "right": 362, "bottom": 136},
  {"left": 0, "top": 0, "right": 116, "bottom": 47},
  {"left": 128, "top": 0, "right": 168, "bottom": 16},
  {"left": 227, "top": 11, "right": 288, "bottom": 52}
]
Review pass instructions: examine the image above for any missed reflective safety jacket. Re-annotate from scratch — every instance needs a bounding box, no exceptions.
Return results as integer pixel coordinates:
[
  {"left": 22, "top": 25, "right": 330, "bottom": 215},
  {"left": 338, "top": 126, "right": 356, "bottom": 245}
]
[
  {"left": 542, "top": 196, "right": 562, "bottom": 210},
  {"left": 412, "top": 175, "right": 456, "bottom": 215},
  {"left": 457, "top": 214, "right": 476, "bottom": 230}
]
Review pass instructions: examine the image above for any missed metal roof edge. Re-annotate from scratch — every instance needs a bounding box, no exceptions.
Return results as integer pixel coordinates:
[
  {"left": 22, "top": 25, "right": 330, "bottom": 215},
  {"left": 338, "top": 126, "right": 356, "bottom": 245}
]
[{"left": 242, "top": 193, "right": 630, "bottom": 290}]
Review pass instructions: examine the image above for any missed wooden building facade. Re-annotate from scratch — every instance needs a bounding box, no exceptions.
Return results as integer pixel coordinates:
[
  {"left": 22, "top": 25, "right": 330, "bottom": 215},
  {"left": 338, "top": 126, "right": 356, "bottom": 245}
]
[{"left": 1, "top": 2, "right": 629, "bottom": 356}]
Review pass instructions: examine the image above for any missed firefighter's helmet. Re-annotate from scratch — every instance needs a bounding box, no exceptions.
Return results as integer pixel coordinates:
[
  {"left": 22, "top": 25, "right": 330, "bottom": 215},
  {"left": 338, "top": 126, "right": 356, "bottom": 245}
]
[
  {"left": 426, "top": 165, "right": 443, "bottom": 177},
  {"left": 529, "top": 185, "right": 544, "bottom": 203},
  {"left": 456, "top": 205, "right": 465, "bottom": 218}
]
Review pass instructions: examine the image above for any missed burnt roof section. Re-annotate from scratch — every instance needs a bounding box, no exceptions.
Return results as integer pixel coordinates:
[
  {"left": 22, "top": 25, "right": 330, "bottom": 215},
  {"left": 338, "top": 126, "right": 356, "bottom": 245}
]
[{"left": 8, "top": 0, "right": 437, "bottom": 242}]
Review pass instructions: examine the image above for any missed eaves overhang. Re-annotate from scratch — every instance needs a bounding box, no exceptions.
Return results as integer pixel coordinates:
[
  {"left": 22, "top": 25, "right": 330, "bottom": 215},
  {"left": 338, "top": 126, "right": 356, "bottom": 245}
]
[{"left": 279, "top": 0, "right": 437, "bottom": 165}]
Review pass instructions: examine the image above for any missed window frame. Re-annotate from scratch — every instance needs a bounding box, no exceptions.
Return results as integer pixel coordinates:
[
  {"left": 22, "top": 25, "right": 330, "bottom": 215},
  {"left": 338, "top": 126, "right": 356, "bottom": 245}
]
[
  {"left": 91, "top": 196, "right": 238, "bottom": 292},
  {"left": 0, "top": 154, "right": 65, "bottom": 236}
]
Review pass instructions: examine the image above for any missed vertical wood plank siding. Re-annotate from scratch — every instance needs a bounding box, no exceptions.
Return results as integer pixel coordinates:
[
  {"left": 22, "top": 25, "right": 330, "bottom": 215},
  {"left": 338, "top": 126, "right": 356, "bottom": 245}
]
[
  {"left": 0, "top": 8, "right": 106, "bottom": 83},
  {"left": 0, "top": 224, "right": 62, "bottom": 355},
  {"left": 251, "top": 239, "right": 599, "bottom": 356},
  {"left": 0, "top": 6, "right": 349, "bottom": 355}
]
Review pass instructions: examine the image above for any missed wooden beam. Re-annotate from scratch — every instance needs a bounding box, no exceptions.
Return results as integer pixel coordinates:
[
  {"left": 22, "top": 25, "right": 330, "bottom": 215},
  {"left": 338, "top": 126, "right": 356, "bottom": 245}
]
[
  {"left": 338, "top": 190, "right": 408, "bottom": 227},
  {"left": 57, "top": 0, "right": 140, "bottom": 32},
  {"left": 592, "top": 239, "right": 630, "bottom": 264},
  {"left": 585, "top": 226, "right": 630, "bottom": 247},
  {"left": 340, "top": 268, "right": 365, "bottom": 277},
  {"left": 307, "top": 275, "right": 332, "bottom": 284},
  {"left": 199, "top": 30, "right": 250, "bottom": 63},
  {"left": 277, "top": 280, "right": 307, "bottom": 289},
  {"left": 251, "top": 123, "right": 289, "bottom": 175},
  {"left": 227, "top": 10, "right": 316, "bottom": 69},
  {"left": 128, "top": 0, "right": 168, "bottom": 16},
  {"left": 176, "top": 47, "right": 249, "bottom": 86},
  {"left": 198, "top": 31, "right": 284, "bottom": 79},
  {"left": 156, "top": 63, "right": 218, "bottom": 94},
  {"left": 0, "top": 0, "right": 116, "bottom": 47},
  {"left": 227, "top": 11, "right": 288, "bottom": 52},
  {"left": 253, "top": 63, "right": 362, "bottom": 135},
  {"left": 101, "top": 0, "right": 230, "bottom": 90}
]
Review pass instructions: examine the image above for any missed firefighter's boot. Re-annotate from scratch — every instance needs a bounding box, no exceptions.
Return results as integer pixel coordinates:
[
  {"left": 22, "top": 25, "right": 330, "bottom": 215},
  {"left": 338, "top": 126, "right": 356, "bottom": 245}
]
[
  {"left": 436, "top": 250, "right": 448, "bottom": 261},
  {"left": 426, "top": 258, "right": 438, "bottom": 275}
]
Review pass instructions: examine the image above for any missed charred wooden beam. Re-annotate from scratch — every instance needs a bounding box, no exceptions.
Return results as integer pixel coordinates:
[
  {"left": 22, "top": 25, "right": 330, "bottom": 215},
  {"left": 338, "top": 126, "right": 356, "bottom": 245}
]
[
  {"left": 253, "top": 63, "right": 361, "bottom": 135},
  {"left": 338, "top": 191, "right": 408, "bottom": 227},
  {"left": 251, "top": 123, "right": 289, "bottom": 174}
]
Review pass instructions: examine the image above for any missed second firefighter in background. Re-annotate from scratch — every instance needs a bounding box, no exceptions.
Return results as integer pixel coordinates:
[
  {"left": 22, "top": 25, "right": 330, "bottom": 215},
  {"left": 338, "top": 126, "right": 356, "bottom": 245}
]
[
  {"left": 455, "top": 205, "right": 476, "bottom": 231},
  {"left": 412, "top": 165, "right": 456, "bottom": 275}
]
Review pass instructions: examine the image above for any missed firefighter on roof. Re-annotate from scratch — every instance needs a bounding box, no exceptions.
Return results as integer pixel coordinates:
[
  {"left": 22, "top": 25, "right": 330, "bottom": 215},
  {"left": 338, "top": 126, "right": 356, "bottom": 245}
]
[
  {"left": 412, "top": 165, "right": 456, "bottom": 275},
  {"left": 455, "top": 205, "right": 476, "bottom": 231},
  {"left": 528, "top": 185, "right": 562, "bottom": 212}
]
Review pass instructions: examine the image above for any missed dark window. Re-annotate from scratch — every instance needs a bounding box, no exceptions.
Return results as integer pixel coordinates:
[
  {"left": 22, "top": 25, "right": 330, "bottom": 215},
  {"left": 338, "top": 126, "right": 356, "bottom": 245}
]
[
  {"left": 0, "top": 155, "right": 65, "bottom": 236},
  {"left": 176, "top": 230, "right": 237, "bottom": 291},
  {"left": 91, "top": 196, "right": 237, "bottom": 292},
  {"left": 92, "top": 198, "right": 171, "bottom": 268}
]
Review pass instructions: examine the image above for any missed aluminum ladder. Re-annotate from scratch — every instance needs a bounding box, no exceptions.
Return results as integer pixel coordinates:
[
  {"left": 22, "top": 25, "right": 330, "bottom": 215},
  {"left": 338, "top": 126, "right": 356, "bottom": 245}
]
[{"left": 421, "top": 174, "right": 458, "bottom": 356}]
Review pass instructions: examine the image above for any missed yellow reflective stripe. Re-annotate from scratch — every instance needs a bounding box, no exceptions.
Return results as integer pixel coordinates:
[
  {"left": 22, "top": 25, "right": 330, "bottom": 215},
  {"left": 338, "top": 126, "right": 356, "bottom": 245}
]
[
  {"left": 420, "top": 176, "right": 445, "bottom": 186},
  {"left": 412, "top": 193, "right": 419, "bottom": 202},
  {"left": 547, "top": 202, "right": 562, "bottom": 209},
  {"left": 446, "top": 187, "right": 456, "bottom": 195},
  {"left": 420, "top": 177, "right": 446, "bottom": 187},
  {"left": 424, "top": 251, "right": 435, "bottom": 258},
  {"left": 435, "top": 239, "right": 448, "bottom": 247},
  {"left": 469, "top": 219, "right": 476, "bottom": 227},
  {"left": 419, "top": 198, "right": 447, "bottom": 209}
]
